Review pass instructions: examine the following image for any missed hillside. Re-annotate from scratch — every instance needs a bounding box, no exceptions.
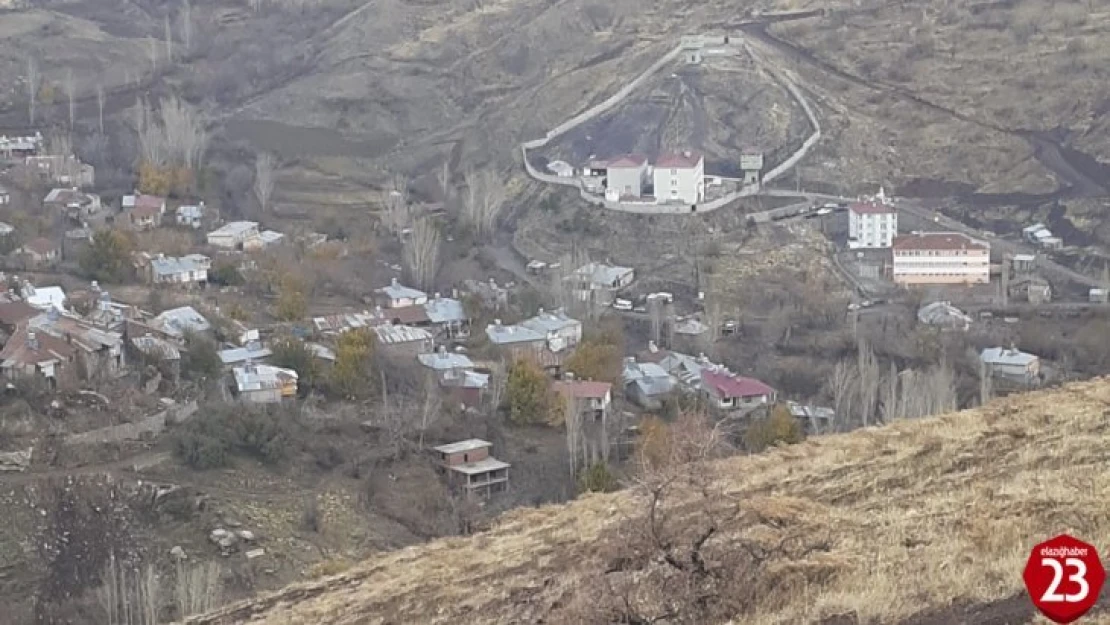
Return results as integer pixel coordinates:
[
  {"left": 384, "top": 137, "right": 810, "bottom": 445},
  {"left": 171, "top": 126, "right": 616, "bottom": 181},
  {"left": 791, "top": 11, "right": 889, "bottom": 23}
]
[{"left": 190, "top": 378, "right": 1110, "bottom": 625}]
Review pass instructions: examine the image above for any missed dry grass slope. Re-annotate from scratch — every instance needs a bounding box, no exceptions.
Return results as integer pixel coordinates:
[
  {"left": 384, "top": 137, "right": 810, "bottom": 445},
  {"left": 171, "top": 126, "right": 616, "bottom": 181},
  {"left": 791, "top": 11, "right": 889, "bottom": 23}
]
[{"left": 190, "top": 378, "right": 1110, "bottom": 625}]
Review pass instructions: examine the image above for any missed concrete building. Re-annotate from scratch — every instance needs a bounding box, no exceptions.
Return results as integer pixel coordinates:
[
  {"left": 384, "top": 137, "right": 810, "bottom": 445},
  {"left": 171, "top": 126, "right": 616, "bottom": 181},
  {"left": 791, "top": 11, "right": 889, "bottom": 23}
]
[
  {"left": 891, "top": 232, "right": 990, "bottom": 286},
  {"left": 176, "top": 203, "right": 205, "bottom": 228},
  {"left": 433, "top": 439, "right": 510, "bottom": 498},
  {"left": 605, "top": 155, "right": 650, "bottom": 199},
  {"left": 207, "top": 221, "right": 260, "bottom": 249},
  {"left": 980, "top": 347, "right": 1040, "bottom": 381},
  {"left": 848, "top": 202, "right": 897, "bottom": 249},
  {"left": 376, "top": 278, "right": 428, "bottom": 309},
  {"left": 371, "top": 324, "right": 434, "bottom": 356},
  {"left": 653, "top": 151, "right": 705, "bottom": 205},
  {"left": 622, "top": 359, "right": 676, "bottom": 410},
  {"left": 149, "top": 254, "right": 210, "bottom": 286},
  {"left": 520, "top": 308, "right": 581, "bottom": 352}
]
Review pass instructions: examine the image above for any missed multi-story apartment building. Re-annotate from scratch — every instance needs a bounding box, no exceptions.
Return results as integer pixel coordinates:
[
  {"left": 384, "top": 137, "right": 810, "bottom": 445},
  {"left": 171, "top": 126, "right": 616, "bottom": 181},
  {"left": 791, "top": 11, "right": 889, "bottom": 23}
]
[
  {"left": 891, "top": 232, "right": 990, "bottom": 286},
  {"left": 848, "top": 202, "right": 897, "bottom": 249},
  {"left": 652, "top": 151, "right": 705, "bottom": 205}
]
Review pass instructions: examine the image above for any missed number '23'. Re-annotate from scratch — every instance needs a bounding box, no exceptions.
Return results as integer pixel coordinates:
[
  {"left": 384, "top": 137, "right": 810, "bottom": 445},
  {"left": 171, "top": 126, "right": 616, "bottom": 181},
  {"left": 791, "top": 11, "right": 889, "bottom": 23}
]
[{"left": 1041, "top": 557, "right": 1090, "bottom": 603}]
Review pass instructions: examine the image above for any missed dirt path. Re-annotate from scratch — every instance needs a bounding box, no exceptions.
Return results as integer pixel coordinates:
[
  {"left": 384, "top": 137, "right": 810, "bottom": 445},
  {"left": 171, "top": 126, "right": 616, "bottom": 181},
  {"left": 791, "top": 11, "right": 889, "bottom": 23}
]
[{"left": 0, "top": 450, "right": 172, "bottom": 485}]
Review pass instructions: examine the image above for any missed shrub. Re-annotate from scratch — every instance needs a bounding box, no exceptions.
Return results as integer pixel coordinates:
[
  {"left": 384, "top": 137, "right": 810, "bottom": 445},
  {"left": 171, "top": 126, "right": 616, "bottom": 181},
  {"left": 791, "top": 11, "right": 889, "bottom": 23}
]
[
  {"left": 578, "top": 462, "right": 618, "bottom": 494},
  {"left": 172, "top": 404, "right": 297, "bottom": 469},
  {"left": 180, "top": 331, "right": 221, "bottom": 381},
  {"left": 743, "top": 403, "right": 804, "bottom": 452}
]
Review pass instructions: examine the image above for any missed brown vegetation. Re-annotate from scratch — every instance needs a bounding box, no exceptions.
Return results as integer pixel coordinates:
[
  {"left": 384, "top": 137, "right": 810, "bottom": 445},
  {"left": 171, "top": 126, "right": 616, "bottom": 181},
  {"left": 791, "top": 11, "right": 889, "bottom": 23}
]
[{"left": 189, "top": 378, "right": 1110, "bottom": 624}]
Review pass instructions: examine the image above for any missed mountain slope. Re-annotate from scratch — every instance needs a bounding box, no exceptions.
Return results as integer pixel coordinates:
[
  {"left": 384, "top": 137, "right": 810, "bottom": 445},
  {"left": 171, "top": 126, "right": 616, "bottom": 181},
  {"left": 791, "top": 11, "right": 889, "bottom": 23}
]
[{"left": 190, "top": 378, "right": 1110, "bottom": 625}]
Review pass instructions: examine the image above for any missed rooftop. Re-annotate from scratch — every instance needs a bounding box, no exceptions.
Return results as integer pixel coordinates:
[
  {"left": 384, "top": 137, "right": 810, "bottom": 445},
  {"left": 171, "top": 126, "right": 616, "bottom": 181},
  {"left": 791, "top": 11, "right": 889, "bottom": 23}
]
[
  {"left": 485, "top": 322, "right": 544, "bottom": 345},
  {"left": 605, "top": 154, "right": 649, "bottom": 168},
  {"left": 233, "top": 364, "right": 298, "bottom": 392},
  {"left": 424, "top": 297, "right": 467, "bottom": 324},
  {"left": 151, "top": 255, "right": 210, "bottom": 277},
  {"left": 573, "top": 262, "right": 634, "bottom": 288},
  {"left": 849, "top": 202, "right": 895, "bottom": 215},
  {"left": 433, "top": 439, "right": 492, "bottom": 455},
  {"left": 980, "top": 347, "right": 1038, "bottom": 367},
  {"left": 447, "top": 457, "right": 511, "bottom": 476},
  {"left": 382, "top": 305, "right": 430, "bottom": 325},
  {"left": 22, "top": 237, "right": 57, "bottom": 255},
  {"left": 131, "top": 335, "right": 182, "bottom": 360},
  {"left": 258, "top": 230, "right": 284, "bottom": 244},
  {"left": 377, "top": 278, "right": 427, "bottom": 302},
  {"left": 153, "top": 306, "right": 211, "bottom": 337},
  {"left": 917, "top": 301, "right": 972, "bottom": 327},
  {"left": 520, "top": 309, "right": 578, "bottom": 335},
  {"left": 655, "top": 150, "right": 703, "bottom": 169},
  {"left": 209, "top": 221, "right": 259, "bottom": 237},
  {"left": 700, "top": 369, "right": 775, "bottom": 398},
  {"left": 553, "top": 379, "right": 612, "bottom": 400},
  {"left": 177, "top": 204, "right": 204, "bottom": 218},
  {"left": 892, "top": 232, "right": 988, "bottom": 252},
  {"left": 219, "top": 345, "right": 274, "bottom": 365},
  {"left": 418, "top": 350, "right": 475, "bottom": 370},
  {"left": 0, "top": 326, "right": 76, "bottom": 367},
  {"left": 372, "top": 324, "right": 432, "bottom": 345}
]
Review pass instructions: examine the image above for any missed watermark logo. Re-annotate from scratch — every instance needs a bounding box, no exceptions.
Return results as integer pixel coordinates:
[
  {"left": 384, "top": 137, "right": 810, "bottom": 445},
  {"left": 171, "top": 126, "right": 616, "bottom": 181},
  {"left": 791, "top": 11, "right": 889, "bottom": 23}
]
[{"left": 1023, "top": 534, "right": 1105, "bottom": 624}]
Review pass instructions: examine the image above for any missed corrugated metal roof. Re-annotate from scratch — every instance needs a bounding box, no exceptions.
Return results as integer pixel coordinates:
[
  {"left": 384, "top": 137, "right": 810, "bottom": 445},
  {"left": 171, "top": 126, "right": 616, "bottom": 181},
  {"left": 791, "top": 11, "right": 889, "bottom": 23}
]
[{"left": 373, "top": 324, "right": 432, "bottom": 344}]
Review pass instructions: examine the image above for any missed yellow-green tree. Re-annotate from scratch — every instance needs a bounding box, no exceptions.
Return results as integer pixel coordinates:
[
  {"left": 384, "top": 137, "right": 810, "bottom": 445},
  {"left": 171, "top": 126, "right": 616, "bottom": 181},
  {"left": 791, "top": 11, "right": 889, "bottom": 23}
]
[
  {"left": 563, "top": 339, "right": 622, "bottom": 385},
  {"left": 329, "top": 329, "right": 375, "bottom": 398},
  {"left": 635, "top": 415, "right": 672, "bottom": 472},
  {"left": 276, "top": 275, "right": 307, "bottom": 321},
  {"left": 80, "top": 230, "right": 136, "bottom": 283},
  {"left": 743, "top": 403, "right": 804, "bottom": 452},
  {"left": 506, "top": 357, "right": 554, "bottom": 425},
  {"left": 578, "top": 462, "right": 618, "bottom": 493}
]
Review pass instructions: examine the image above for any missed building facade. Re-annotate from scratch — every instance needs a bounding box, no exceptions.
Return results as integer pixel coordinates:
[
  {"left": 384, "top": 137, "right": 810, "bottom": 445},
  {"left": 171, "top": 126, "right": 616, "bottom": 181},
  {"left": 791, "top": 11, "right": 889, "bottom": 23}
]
[
  {"left": 848, "top": 202, "right": 897, "bottom": 249},
  {"left": 605, "top": 155, "right": 649, "bottom": 199},
  {"left": 891, "top": 232, "right": 990, "bottom": 286},
  {"left": 652, "top": 151, "right": 705, "bottom": 205}
]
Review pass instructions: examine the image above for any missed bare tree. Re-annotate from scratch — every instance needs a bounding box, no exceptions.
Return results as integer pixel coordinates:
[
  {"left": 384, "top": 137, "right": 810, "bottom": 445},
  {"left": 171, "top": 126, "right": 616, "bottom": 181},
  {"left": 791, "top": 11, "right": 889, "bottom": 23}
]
[
  {"left": 64, "top": 68, "right": 76, "bottom": 129},
  {"left": 402, "top": 217, "right": 441, "bottom": 290},
  {"left": 418, "top": 372, "right": 442, "bottom": 448},
  {"left": 486, "top": 363, "right": 507, "bottom": 415},
  {"left": 564, "top": 392, "right": 582, "bottom": 479},
  {"left": 438, "top": 159, "right": 452, "bottom": 204},
  {"left": 460, "top": 167, "right": 506, "bottom": 239},
  {"left": 828, "top": 359, "right": 857, "bottom": 433},
  {"left": 979, "top": 359, "right": 993, "bottom": 406},
  {"left": 253, "top": 152, "right": 275, "bottom": 213},
  {"left": 164, "top": 15, "right": 174, "bottom": 62},
  {"left": 96, "top": 83, "right": 105, "bottom": 135},
  {"left": 855, "top": 338, "right": 880, "bottom": 427},
  {"left": 180, "top": 0, "right": 193, "bottom": 52},
  {"left": 381, "top": 173, "right": 411, "bottom": 236},
  {"left": 26, "top": 57, "right": 39, "bottom": 124},
  {"left": 147, "top": 36, "right": 158, "bottom": 73},
  {"left": 160, "top": 95, "right": 207, "bottom": 170},
  {"left": 96, "top": 554, "right": 160, "bottom": 625},
  {"left": 174, "top": 560, "right": 223, "bottom": 618}
]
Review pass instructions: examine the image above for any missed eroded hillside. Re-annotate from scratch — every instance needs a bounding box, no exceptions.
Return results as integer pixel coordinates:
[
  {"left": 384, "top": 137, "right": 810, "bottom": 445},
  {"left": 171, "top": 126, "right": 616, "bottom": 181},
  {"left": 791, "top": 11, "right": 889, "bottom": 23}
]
[{"left": 190, "top": 378, "right": 1110, "bottom": 625}]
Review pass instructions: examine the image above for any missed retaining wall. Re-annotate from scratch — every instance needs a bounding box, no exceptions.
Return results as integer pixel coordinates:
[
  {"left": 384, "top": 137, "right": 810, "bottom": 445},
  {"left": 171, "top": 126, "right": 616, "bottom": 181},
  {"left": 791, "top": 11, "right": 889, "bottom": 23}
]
[{"left": 64, "top": 400, "right": 199, "bottom": 446}]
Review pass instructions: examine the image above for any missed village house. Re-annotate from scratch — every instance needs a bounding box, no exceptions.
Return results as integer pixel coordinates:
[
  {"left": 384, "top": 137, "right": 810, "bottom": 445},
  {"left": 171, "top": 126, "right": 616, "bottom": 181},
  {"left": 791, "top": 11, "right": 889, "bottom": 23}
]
[
  {"left": 891, "top": 232, "right": 990, "bottom": 286},
  {"left": 0, "top": 327, "right": 76, "bottom": 386},
  {"left": 848, "top": 202, "right": 897, "bottom": 249},
  {"left": 0, "top": 300, "right": 41, "bottom": 335},
  {"left": 622, "top": 358, "right": 676, "bottom": 409},
  {"left": 43, "top": 188, "right": 101, "bottom": 216},
  {"left": 376, "top": 278, "right": 428, "bottom": 309},
  {"left": 243, "top": 230, "right": 284, "bottom": 250},
  {"left": 0, "top": 222, "right": 12, "bottom": 236},
  {"left": 26, "top": 154, "right": 95, "bottom": 188},
  {"left": 82, "top": 288, "right": 139, "bottom": 332},
  {"left": 1008, "top": 275, "right": 1052, "bottom": 305},
  {"left": 29, "top": 307, "right": 125, "bottom": 377},
  {"left": 980, "top": 347, "right": 1041, "bottom": 382},
  {"left": 916, "top": 301, "right": 973, "bottom": 331},
  {"left": 786, "top": 401, "right": 837, "bottom": 435},
  {"left": 380, "top": 304, "right": 429, "bottom": 327},
  {"left": 372, "top": 324, "right": 434, "bottom": 357},
  {"left": 20, "top": 282, "right": 66, "bottom": 312},
  {"left": 604, "top": 154, "right": 650, "bottom": 199},
  {"left": 462, "top": 278, "right": 509, "bottom": 311},
  {"left": 1021, "top": 223, "right": 1062, "bottom": 249},
  {"left": 123, "top": 194, "right": 167, "bottom": 230},
  {"left": 1011, "top": 254, "right": 1037, "bottom": 275},
  {"left": 432, "top": 439, "right": 510, "bottom": 498},
  {"left": 16, "top": 237, "right": 60, "bottom": 267},
  {"left": 700, "top": 367, "right": 777, "bottom": 413},
  {"left": 0, "top": 185, "right": 9, "bottom": 205},
  {"left": 0, "top": 133, "right": 43, "bottom": 159},
  {"left": 653, "top": 151, "right": 705, "bottom": 205},
  {"left": 312, "top": 309, "right": 384, "bottom": 335},
  {"left": 520, "top": 308, "right": 581, "bottom": 352},
  {"left": 1091, "top": 288, "right": 1109, "bottom": 304},
  {"left": 151, "top": 306, "right": 211, "bottom": 341},
  {"left": 176, "top": 202, "right": 205, "bottom": 228},
  {"left": 149, "top": 254, "right": 211, "bottom": 286},
  {"left": 418, "top": 347, "right": 488, "bottom": 407},
  {"left": 485, "top": 320, "right": 546, "bottom": 352},
  {"left": 207, "top": 221, "right": 260, "bottom": 249},
  {"left": 130, "top": 332, "right": 182, "bottom": 376},
  {"left": 423, "top": 294, "right": 469, "bottom": 339},
  {"left": 232, "top": 363, "right": 298, "bottom": 403},
  {"left": 569, "top": 261, "right": 635, "bottom": 306},
  {"left": 553, "top": 378, "right": 614, "bottom": 466},
  {"left": 219, "top": 341, "right": 273, "bottom": 368}
]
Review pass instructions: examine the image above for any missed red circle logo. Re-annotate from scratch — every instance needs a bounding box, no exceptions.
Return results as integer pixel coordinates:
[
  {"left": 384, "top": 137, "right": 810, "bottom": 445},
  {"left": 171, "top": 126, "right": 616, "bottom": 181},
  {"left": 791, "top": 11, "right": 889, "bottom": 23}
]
[{"left": 1023, "top": 534, "right": 1105, "bottom": 624}]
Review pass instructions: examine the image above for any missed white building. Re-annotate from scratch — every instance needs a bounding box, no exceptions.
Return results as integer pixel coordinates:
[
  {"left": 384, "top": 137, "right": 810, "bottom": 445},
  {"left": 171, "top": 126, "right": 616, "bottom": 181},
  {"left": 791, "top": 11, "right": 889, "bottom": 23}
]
[
  {"left": 520, "top": 308, "right": 582, "bottom": 352},
  {"left": 605, "top": 155, "right": 649, "bottom": 199},
  {"left": 375, "top": 278, "right": 427, "bottom": 309},
  {"left": 176, "top": 203, "right": 205, "bottom": 228},
  {"left": 207, "top": 221, "right": 260, "bottom": 249},
  {"left": 652, "top": 151, "right": 705, "bottom": 205},
  {"left": 149, "top": 254, "right": 210, "bottom": 285},
  {"left": 848, "top": 202, "right": 897, "bottom": 249},
  {"left": 891, "top": 232, "right": 990, "bottom": 286},
  {"left": 980, "top": 347, "right": 1040, "bottom": 381}
]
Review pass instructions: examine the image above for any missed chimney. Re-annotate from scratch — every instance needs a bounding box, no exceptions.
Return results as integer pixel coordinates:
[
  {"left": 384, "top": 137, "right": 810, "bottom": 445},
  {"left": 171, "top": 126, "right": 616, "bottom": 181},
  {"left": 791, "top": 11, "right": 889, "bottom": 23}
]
[
  {"left": 391, "top": 277, "right": 399, "bottom": 288},
  {"left": 697, "top": 352, "right": 708, "bottom": 364},
  {"left": 683, "top": 150, "right": 691, "bottom": 158},
  {"left": 27, "top": 331, "right": 38, "bottom": 351},
  {"left": 452, "top": 288, "right": 459, "bottom": 299},
  {"left": 648, "top": 340, "right": 658, "bottom": 353},
  {"left": 488, "top": 277, "right": 496, "bottom": 287},
  {"left": 537, "top": 307, "right": 545, "bottom": 316},
  {"left": 494, "top": 319, "right": 502, "bottom": 326},
  {"left": 565, "top": 372, "right": 575, "bottom": 381},
  {"left": 438, "top": 345, "right": 447, "bottom": 356},
  {"left": 90, "top": 280, "right": 100, "bottom": 292},
  {"left": 433, "top": 292, "right": 441, "bottom": 300}
]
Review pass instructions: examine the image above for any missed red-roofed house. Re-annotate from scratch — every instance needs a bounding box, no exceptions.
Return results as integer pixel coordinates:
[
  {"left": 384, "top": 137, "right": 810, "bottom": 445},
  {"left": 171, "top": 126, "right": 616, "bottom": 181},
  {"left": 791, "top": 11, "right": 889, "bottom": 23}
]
[
  {"left": 700, "top": 368, "right": 776, "bottom": 412},
  {"left": 848, "top": 202, "right": 897, "bottom": 249},
  {"left": 653, "top": 150, "right": 705, "bottom": 204},
  {"left": 605, "top": 154, "right": 649, "bottom": 199},
  {"left": 552, "top": 379, "right": 612, "bottom": 420},
  {"left": 553, "top": 377, "right": 614, "bottom": 467},
  {"left": 124, "top": 194, "right": 167, "bottom": 230}
]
